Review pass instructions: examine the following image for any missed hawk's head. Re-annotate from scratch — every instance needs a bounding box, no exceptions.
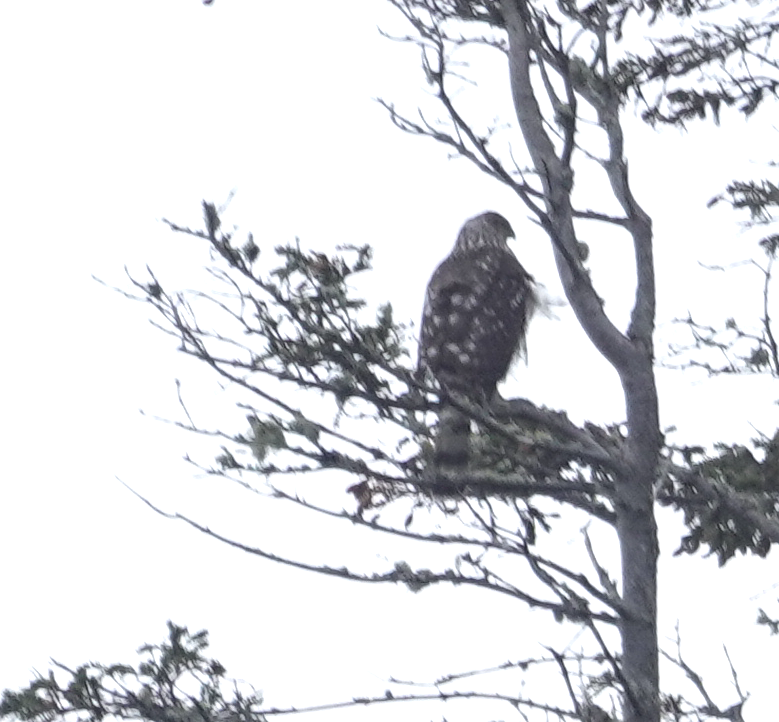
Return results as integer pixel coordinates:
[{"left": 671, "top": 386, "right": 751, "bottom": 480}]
[{"left": 453, "top": 211, "right": 515, "bottom": 254}]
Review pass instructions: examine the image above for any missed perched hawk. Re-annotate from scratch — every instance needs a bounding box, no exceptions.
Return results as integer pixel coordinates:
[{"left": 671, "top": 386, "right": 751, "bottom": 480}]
[{"left": 418, "top": 211, "right": 537, "bottom": 469}]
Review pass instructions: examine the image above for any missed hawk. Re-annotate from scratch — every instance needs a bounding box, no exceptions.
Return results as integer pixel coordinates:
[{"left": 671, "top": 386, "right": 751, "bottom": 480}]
[{"left": 418, "top": 211, "right": 537, "bottom": 469}]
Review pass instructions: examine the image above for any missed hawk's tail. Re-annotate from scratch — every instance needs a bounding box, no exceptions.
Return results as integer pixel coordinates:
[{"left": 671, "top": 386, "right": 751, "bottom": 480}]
[{"left": 434, "top": 404, "right": 471, "bottom": 468}]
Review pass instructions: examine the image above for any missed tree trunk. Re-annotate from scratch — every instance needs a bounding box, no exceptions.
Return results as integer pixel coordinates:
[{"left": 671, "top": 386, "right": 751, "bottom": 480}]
[
  {"left": 618, "top": 361, "right": 660, "bottom": 722},
  {"left": 499, "top": 1, "right": 661, "bottom": 718}
]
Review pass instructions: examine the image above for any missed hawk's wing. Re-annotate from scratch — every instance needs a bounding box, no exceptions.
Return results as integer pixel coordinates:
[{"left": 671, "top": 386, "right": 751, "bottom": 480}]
[{"left": 418, "top": 246, "right": 535, "bottom": 396}]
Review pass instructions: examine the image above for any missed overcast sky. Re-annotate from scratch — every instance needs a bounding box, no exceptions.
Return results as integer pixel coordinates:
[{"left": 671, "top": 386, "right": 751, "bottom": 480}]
[{"left": 1, "top": 1, "right": 777, "bottom": 720}]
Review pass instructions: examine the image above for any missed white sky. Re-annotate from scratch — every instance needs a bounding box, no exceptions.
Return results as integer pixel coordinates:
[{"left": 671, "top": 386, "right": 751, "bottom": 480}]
[{"left": 1, "top": 1, "right": 777, "bottom": 720}]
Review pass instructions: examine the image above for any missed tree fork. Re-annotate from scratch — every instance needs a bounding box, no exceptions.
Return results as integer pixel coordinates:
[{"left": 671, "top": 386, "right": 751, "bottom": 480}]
[{"left": 500, "top": 0, "right": 661, "bottom": 718}]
